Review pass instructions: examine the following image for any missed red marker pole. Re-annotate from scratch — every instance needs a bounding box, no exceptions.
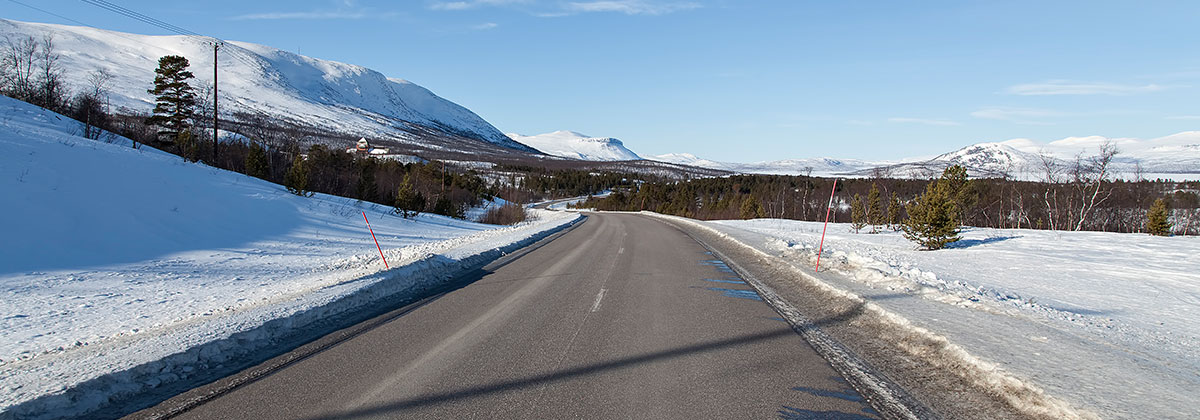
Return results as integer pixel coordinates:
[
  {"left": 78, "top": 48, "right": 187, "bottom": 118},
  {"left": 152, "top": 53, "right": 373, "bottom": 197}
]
[
  {"left": 815, "top": 179, "right": 838, "bottom": 273},
  {"left": 362, "top": 211, "right": 388, "bottom": 269}
]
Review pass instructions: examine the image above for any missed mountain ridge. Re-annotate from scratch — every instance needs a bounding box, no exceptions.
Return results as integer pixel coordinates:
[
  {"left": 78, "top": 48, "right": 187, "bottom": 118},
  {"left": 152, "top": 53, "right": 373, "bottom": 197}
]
[
  {"left": 506, "top": 130, "right": 640, "bottom": 161},
  {"left": 0, "top": 19, "right": 536, "bottom": 153}
]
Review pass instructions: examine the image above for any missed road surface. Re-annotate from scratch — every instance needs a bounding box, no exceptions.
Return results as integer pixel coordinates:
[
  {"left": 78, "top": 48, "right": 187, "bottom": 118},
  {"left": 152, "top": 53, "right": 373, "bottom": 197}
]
[{"left": 170, "top": 213, "right": 879, "bottom": 419}]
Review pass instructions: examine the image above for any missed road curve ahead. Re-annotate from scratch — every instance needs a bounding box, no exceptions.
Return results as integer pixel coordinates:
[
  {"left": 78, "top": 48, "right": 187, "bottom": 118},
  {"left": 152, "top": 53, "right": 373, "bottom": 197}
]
[{"left": 173, "top": 213, "right": 879, "bottom": 419}]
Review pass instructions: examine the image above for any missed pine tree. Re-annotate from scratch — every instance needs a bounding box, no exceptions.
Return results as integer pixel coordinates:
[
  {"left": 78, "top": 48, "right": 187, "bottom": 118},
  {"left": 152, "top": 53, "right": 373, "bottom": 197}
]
[
  {"left": 355, "top": 158, "right": 377, "bottom": 202},
  {"left": 1146, "top": 198, "right": 1171, "bottom": 236},
  {"left": 393, "top": 174, "right": 425, "bottom": 218},
  {"left": 866, "top": 183, "right": 882, "bottom": 232},
  {"left": 285, "top": 155, "right": 311, "bottom": 196},
  {"left": 740, "top": 196, "right": 763, "bottom": 219},
  {"left": 433, "top": 196, "right": 462, "bottom": 218},
  {"left": 144, "top": 55, "right": 196, "bottom": 142},
  {"left": 245, "top": 143, "right": 269, "bottom": 180},
  {"left": 850, "top": 193, "right": 866, "bottom": 233},
  {"left": 939, "top": 165, "right": 975, "bottom": 220},
  {"left": 902, "top": 175, "right": 961, "bottom": 250},
  {"left": 887, "top": 191, "right": 902, "bottom": 231},
  {"left": 175, "top": 129, "right": 199, "bottom": 162}
]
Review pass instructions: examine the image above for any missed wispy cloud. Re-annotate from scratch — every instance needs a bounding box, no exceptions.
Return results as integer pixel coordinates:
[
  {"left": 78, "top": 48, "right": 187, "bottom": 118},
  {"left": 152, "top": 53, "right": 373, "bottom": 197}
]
[
  {"left": 1004, "top": 80, "right": 1166, "bottom": 96},
  {"left": 971, "top": 107, "right": 1068, "bottom": 125},
  {"left": 1166, "top": 115, "right": 1200, "bottom": 120},
  {"left": 430, "top": 2, "right": 472, "bottom": 10},
  {"left": 429, "top": 0, "right": 532, "bottom": 11},
  {"left": 564, "top": 0, "right": 701, "bottom": 15},
  {"left": 472, "top": 22, "right": 499, "bottom": 30},
  {"left": 887, "top": 117, "right": 961, "bottom": 126}
]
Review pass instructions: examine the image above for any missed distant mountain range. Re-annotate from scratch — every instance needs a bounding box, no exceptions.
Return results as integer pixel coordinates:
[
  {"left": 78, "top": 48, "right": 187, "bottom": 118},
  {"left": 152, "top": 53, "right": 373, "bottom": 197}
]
[
  {"left": 651, "top": 132, "right": 1200, "bottom": 180},
  {"left": 0, "top": 19, "right": 535, "bottom": 154},
  {"left": 501, "top": 126, "right": 1199, "bottom": 180}
]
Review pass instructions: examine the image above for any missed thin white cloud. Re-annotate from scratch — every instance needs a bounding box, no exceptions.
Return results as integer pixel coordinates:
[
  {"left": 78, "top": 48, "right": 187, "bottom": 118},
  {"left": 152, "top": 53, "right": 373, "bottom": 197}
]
[
  {"left": 564, "top": 0, "right": 701, "bottom": 15},
  {"left": 429, "top": 0, "right": 532, "bottom": 11},
  {"left": 1005, "top": 80, "right": 1166, "bottom": 96},
  {"left": 971, "top": 107, "right": 1068, "bottom": 125},
  {"left": 1166, "top": 115, "right": 1200, "bottom": 120},
  {"left": 472, "top": 22, "right": 499, "bottom": 30},
  {"left": 887, "top": 117, "right": 961, "bottom": 126},
  {"left": 430, "top": 2, "right": 473, "bottom": 10}
]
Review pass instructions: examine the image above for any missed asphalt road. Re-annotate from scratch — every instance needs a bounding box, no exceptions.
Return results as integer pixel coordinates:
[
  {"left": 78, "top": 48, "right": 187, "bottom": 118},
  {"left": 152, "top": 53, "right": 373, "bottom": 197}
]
[{"left": 172, "top": 213, "right": 879, "bottom": 419}]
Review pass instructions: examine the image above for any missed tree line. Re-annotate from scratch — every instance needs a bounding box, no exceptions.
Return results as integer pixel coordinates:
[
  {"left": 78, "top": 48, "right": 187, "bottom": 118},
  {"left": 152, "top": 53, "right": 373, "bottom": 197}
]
[
  {"left": 1, "top": 33, "right": 114, "bottom": 142},
  {"left": 576, "top": 166, "right": 1199, "bottom": 246}
]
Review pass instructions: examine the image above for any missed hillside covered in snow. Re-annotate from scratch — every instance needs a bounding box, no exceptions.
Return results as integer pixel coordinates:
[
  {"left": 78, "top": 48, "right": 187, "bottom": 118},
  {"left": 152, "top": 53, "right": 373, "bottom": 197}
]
[
  {"left": 507, "top": 130, "right": 641, "bottom": 161},
  {"left": 0, "top": 95, "right": 578, "bottom": 418},
  {"left": 0, "top": 19, "right": 535, "bottom": 153}
]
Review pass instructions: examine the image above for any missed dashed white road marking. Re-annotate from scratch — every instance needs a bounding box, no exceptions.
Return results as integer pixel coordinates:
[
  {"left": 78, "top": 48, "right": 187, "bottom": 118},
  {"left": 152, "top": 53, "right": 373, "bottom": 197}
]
[{"left": 591, "top": 288, "right": 608, "bottom": 312}]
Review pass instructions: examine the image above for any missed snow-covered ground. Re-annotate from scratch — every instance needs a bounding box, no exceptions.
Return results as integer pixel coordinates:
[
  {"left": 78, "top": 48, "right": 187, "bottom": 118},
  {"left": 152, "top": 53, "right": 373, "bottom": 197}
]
[
  {"left": 697, "top": 217, "right": 1199, "bottom": 419},
  {"left": 0, "top": 96, "right": 579, "bottom": 418}
]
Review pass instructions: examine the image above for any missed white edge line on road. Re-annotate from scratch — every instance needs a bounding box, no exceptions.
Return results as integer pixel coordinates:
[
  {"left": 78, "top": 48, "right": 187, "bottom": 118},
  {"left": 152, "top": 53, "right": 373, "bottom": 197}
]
[{"left": 591, "top": 288, "right": 607, "bottom": 312}]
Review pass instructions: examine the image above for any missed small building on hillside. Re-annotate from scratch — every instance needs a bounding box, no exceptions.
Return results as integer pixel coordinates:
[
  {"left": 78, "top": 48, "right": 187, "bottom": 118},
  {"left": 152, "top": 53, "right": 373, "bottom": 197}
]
[{"left": 346, "top": 138, "right": 391, "bottom": 156}]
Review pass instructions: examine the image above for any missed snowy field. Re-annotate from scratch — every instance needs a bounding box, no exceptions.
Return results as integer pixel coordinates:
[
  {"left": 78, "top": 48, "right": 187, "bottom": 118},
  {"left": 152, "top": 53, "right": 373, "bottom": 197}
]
[
  {"left": 699, "top": 218, "right": 1199, "bottom": 419},
  {"left": 0, "top": 96, "right": 579, "bottom": 418}
]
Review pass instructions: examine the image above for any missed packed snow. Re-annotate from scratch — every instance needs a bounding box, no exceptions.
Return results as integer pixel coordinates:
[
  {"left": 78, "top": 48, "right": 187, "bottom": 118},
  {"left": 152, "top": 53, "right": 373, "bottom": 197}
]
[
  {"left": 0, "top": 19, "right": 532, "bottom": 152},
  {"left": 507, "top": 130, "right": 641, "bottom": 161},
  {"left": 0, "top": 95, "right": 579, "bottom": 418},
  {"left": 694, "top": 217, "right": 1199, "bottom": 419}
]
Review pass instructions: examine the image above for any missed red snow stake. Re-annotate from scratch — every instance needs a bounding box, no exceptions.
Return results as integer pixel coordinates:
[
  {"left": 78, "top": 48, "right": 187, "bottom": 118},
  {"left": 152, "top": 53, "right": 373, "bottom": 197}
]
[
  {"left": 815, "top": 179, "right": 838, "bottom": 273},
  {"left": 362, "top": 211, "right": 388, "bottom": 269}
]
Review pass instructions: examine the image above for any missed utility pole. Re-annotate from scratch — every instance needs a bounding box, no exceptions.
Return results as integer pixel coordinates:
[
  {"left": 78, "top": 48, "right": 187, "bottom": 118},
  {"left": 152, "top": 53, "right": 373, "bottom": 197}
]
[{"left": 212, "top": 42, "right": 219, "bottom": 164}]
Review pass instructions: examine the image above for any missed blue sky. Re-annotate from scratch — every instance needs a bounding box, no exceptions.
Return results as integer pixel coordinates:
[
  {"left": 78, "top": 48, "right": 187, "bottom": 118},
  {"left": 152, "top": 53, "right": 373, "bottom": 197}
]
[{"left": 4, "top": 0, "right": 1199, "bottom": 161}]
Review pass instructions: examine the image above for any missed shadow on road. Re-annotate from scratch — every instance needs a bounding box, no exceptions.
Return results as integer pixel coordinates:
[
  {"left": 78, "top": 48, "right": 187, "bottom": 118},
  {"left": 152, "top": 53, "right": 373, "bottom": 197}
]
[
  {"left": 306, "top": 299, "right": 884, "bottom": 420},
  {"left": 305, "top": 328, "right": 797, "bottom": 419}
]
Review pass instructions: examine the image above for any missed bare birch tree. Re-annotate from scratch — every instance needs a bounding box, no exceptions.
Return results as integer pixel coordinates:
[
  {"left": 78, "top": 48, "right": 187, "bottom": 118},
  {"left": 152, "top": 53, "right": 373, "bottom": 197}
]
[
  {"left": 1070, "top": 140, "right": 1118, "bottom": 231},
  {"left": 1037, "top": 151, "right": 1061, "bottom": 231}
]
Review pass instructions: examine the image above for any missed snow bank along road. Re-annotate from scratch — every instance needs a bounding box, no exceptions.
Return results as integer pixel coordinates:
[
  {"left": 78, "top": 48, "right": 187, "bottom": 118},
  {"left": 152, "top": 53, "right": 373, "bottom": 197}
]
[
  {"left": 138, "top": 213, "right": 885, "bottom": 419},
  {"left": 692, "top": 218, "right": 1198, "bottom": 419},
  {"left": 0, "top": 94, "right": 584, "bottom": 419}
]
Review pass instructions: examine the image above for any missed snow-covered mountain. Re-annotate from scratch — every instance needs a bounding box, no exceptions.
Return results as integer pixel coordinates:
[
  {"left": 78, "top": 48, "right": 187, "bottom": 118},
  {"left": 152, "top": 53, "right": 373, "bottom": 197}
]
[
  {"left": 507, "top": 130, "right": 640, "bottom": 161},
  {"left": 652, "top": 153, "right": 884, "bottom": 177},
  {"left": 998, "top": 131, "right": 1200, "bottom": 177},
  {"left": 654, "top": 132, "right": 1200, "bottom": 180},
  {"left": 0, "top": 19, "right": 535, "bottom": 153}
]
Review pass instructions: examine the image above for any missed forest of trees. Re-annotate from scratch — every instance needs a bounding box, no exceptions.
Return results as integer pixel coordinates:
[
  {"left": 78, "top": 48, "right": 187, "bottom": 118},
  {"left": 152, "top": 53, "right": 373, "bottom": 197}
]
[{"left": 575, "top": 172, "right": 1200, "bottom": 236}]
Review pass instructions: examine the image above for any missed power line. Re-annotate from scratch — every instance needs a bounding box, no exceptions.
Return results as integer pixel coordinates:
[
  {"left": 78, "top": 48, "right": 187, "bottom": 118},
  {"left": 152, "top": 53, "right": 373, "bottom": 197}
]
[
  {"left": 6, "top": 0, "right": 176, "bottom": 55},
  {"left": 79, "top": 0, "right": 205, "bottom": 39}
]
